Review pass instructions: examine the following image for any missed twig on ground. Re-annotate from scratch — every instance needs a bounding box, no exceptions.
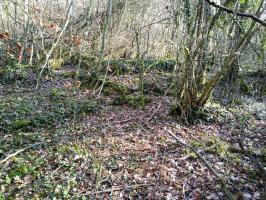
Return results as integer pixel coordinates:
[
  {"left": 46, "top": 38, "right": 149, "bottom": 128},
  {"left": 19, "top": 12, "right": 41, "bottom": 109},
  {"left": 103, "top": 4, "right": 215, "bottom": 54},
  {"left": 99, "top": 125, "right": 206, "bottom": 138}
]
[
  {"left": 46, "top": 162, "right": 67, "bottom": 179},
  {"left": 182, "top": 180, "right": 188, "bottom": 200},
  {"left": 166, "top": 129, "right": 235, "bottom": 200},
  {"left": 0, "top": 141, "right": 46, "bottom": 165},
  {"left": 144, "top": 102, "right": 162, "bottom": 124},
  {"left": 110, "top": 117, "right": 138, "bottom": 125}
]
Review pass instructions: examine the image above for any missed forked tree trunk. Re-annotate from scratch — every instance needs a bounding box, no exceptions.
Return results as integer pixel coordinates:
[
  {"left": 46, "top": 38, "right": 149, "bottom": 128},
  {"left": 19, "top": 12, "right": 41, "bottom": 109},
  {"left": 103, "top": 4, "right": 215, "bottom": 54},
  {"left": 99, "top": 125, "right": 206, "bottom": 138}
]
[
  {"left": 197, "top": 22, "right": 257, "bottom": 107},
  {"left": 176, "top": 14, "right": 260, "bottom": 120}
]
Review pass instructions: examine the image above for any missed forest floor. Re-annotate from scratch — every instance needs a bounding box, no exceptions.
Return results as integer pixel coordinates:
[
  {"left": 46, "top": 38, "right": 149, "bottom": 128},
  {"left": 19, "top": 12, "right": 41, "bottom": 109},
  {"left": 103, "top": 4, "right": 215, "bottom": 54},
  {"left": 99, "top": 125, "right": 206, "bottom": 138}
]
[{"left": 0, "top": 67, "right": 265, "bottom": 199}]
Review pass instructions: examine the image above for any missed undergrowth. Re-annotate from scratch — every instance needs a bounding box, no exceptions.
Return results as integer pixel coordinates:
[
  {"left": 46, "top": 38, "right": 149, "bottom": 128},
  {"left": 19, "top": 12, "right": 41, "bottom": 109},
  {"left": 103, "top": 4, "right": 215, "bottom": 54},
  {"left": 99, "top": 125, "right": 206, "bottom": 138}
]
[{"left": 0, "top": 89, "right": 100, "bottom": 132}]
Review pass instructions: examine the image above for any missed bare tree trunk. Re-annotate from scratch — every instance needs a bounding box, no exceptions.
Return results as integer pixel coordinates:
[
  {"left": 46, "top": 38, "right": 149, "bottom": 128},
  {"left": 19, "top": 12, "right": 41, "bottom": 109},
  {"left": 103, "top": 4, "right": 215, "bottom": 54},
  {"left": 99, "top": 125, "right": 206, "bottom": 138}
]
[
  {"left": 98, "top": 0, "right": 113, "bottom": 72},
  {"left": 36, "top": 0, "right": 74, "bottom": 88}
]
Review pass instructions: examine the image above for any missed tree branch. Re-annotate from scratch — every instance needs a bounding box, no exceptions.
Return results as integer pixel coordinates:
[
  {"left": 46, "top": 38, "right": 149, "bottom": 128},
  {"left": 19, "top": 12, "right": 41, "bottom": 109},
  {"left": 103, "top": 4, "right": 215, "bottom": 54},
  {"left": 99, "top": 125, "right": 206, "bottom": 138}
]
[{"left": 205, "top": 0, "right": 266, "bottom": 27}]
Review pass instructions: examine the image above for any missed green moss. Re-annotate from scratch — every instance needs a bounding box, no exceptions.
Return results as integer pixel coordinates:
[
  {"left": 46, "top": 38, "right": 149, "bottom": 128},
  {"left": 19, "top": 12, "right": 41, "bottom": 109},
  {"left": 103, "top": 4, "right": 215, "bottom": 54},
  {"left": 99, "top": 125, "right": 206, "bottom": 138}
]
[
  {"left": 50, "top": 88, "right": 64, "bottom": 97},
  {"left": 206, "top": 136, "right": 229, "bottom": 157},
  {"left": 60, "top": 71, "right": 76, "bottom": 79},
  {"left": 102, "top": 81, "right": 129, "bottom": 96},
  {"left": 12, "top": 119, "right": 32, "bottom": 130},
  {"left": 112, "top": 94, "right": 150, "bottom": 108}
]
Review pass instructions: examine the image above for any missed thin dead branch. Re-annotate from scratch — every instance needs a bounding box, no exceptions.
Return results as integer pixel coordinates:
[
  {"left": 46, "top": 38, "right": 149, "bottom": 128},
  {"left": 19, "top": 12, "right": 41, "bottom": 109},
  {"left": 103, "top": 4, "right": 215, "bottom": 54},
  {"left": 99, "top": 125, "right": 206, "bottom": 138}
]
[
  {"left": 166, "top": 129, "right": 235, "bottom": 200},
  {"left": 0, "top": 141, "right": 46, "bottom": 165},
  {"left": 80, "top": 183, "right": 155, "bottom": 196},
  {"left": 205, "top": 0, "right": 266, "bottom": 27}
]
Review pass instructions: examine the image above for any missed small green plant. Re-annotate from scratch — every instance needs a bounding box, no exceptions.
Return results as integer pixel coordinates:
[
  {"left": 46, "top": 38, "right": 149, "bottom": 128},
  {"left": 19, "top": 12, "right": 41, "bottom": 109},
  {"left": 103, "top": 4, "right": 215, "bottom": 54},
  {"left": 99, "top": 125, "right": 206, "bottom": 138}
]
[
  {"left": 0, "top": 192, "right": 5, "bottom": 200},
  {"left": 50, "top": 88, "right": 65, "bottom": 98},
  {"left": 206, "top": 136, "right": 229, "bottom": 157},
  {"left": 8, "top": 158, "right": 35, "bottom": 180}
]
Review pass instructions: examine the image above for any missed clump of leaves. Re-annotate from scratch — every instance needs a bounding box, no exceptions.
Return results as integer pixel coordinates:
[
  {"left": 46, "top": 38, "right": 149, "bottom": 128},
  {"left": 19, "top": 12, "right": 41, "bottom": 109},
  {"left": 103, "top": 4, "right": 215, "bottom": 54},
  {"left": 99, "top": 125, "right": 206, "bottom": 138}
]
[
  {"left": 8, "top": 159, "right": 33, "bottom": 179},
  {"left": 49, "top": 88, "right": 66, "bottom": 100},
  {"left": 49, "top": 58, "right": 64, "bottom": 69}
]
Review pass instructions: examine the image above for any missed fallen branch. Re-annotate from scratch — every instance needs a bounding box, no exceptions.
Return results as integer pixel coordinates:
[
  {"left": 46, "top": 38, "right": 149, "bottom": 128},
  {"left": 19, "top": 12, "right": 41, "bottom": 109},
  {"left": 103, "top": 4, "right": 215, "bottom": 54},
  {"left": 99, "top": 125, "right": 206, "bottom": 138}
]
[
  {"left": 80, "top": 183, "right": 154, "bottom": 196},
  {"left": 166, "top": 130, "right": 235, "bottom": 200},
  {"left": 205, "top": 0, "right": 266, "bottom": 27},
  {"left": 0, "top": 141, "right": 46, "bottom": 165}
]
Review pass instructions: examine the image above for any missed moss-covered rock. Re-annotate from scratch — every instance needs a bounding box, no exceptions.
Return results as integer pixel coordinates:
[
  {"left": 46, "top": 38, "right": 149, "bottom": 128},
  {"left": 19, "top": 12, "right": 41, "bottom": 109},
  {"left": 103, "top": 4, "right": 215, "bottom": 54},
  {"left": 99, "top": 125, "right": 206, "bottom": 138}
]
[{"left": 102, "top": 81, "right": 129, "bottom": 96}]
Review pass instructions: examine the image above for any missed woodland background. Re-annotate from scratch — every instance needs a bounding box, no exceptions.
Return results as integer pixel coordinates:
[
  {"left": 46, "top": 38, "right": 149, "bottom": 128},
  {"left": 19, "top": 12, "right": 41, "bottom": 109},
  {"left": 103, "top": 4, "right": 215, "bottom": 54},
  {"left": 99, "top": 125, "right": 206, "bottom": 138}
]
[{"left": 0, "top": 0, "right": 265, "bottom": 199}]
